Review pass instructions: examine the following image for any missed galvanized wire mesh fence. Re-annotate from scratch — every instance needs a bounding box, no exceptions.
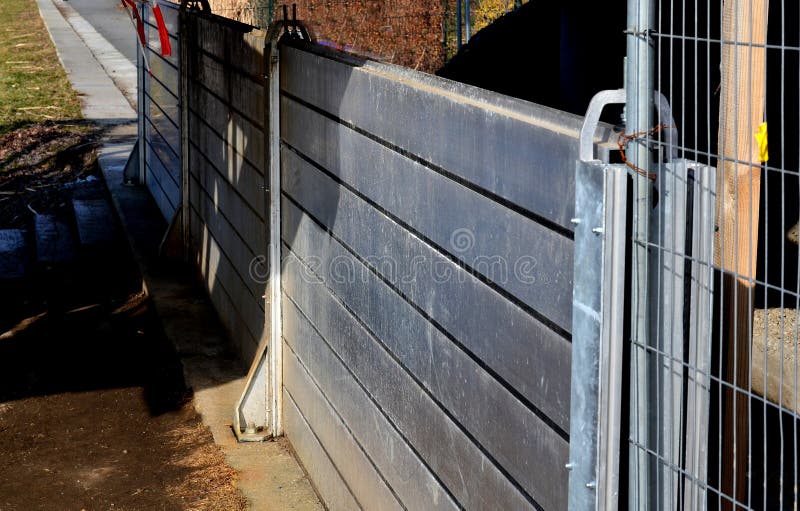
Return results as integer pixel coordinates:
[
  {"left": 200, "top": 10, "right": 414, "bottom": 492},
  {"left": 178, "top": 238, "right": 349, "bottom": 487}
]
[{"left": 628, "top": 0, "right": 800, "bottom": 509}]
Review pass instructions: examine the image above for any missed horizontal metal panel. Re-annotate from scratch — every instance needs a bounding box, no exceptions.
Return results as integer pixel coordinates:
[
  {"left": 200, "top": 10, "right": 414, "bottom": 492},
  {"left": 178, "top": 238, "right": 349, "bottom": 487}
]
[
  {"left": 188, "top": 140, "right": 265, "bottom": 217},
  {"left": 281, "top": 147, "right": 572, "bottom": 429},
  {"left": 191, "top": 52, "right": 226, "bottom": 103},
  {"left": 189, "top": 209, "right": 260, "bottom": 364},
  {"left": 282, "top": 202, "right": 569, "bottom": 509},
  {"left": 146, "top": 103, "right": 180, "bottom": 159},
  {"left": 188, "top": 171, "right": 267, "bottom": 306},
  {"left": 190, "top": 52, "right": 264, "bottom": 129},
  {"left": 145, "top": 161, "right": 177, "bottom": 221},
  {"left": 281, "top": 337, "right": 459, "bottom": 511},
  {"left": 284, "top": 390, "right": 360, "bottom": 511},
  {"left": 280, "top": 44, "right": 616, "bottom": 230},
  {"left": 187, "top": 135, "right": 266, "bottom": 249},
  {"left": 148, "top": 74, "right": 179, "bottom": 126},
  {"left": 144, "top": 118, "right": 180, "bottom": 184},
  {"left": 145, "top": 24, "right": 180, "bottom": 68},
  {"left": 188, "top": 115, "right": 266, "bottom": 223},
  {"left": 281, "top": 97, "right": 573, "bottom": 331},
  {"left": 144, "top": 141, "right": 180, "bottom": 204},
  {"left": 189, "top": 83, "right": 266, "bottom": 173},
  {"left": 230, "top": 71, "right": 265, "bottom": 127},
  {"left": 148, "top": 54, "right": 179, "bottom": 97},
  {"left": 191, "top": 15, "right": 226, "bottom": 60},
  {"left": 155, "top": 0, "right": 179, "bottom": 32},
  {"left": 188, "top": 13, "right": 264, "bottom": 76},
  {"left": 281, "top": 272, "right": 536, "bottom": 510},
  {"left": 284, "top": 349, "right": 404, "bottom": 511}
]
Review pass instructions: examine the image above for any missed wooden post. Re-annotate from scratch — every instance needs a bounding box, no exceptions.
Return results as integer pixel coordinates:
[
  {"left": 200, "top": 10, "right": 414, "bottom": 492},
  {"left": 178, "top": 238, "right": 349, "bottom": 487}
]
[{"left": 716, "top": 0, "right": 768, "bottom": 508}]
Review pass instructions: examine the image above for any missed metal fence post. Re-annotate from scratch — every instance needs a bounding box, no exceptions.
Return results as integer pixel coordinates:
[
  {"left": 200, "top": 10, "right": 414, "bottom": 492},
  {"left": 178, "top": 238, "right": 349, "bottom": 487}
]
[
  {"left": 626, "top": 0, "right": 656, "bottom": 508},
  {"left": 137, "top": 3, "right": 146, "bottom": 185}
]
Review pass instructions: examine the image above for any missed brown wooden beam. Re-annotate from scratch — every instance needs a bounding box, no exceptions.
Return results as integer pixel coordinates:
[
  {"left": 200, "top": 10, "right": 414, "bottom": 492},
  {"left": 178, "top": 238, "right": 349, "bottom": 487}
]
[{"left": 716, "top": 0, "right": 768, "bottom": 509}]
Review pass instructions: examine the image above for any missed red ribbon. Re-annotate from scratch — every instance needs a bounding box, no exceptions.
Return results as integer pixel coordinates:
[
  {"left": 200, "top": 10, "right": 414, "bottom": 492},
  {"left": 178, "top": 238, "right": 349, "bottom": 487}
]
[{"left": 152, "top": 5, "right": 172, "bottom": 57}]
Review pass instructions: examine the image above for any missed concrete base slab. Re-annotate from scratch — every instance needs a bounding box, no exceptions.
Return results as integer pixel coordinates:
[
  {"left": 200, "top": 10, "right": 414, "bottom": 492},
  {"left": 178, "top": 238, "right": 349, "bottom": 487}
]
[
  {"left": 0, "top": 230, "right": 29, "bottom": 279},
  {"left": 35, "top": 214, "right": 75, "bottom": 264}
]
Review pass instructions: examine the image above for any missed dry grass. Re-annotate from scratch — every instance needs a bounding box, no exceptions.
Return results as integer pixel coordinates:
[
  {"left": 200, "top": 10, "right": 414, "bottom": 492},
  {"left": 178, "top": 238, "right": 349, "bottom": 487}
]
[{"left": 165, "top": 415, "right": 249, "bottom": 511}]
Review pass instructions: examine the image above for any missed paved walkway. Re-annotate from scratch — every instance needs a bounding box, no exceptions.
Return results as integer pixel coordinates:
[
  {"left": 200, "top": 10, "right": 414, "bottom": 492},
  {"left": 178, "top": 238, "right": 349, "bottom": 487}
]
[{"left": 36, "top": 0, "right": 323, "bottom": 509}]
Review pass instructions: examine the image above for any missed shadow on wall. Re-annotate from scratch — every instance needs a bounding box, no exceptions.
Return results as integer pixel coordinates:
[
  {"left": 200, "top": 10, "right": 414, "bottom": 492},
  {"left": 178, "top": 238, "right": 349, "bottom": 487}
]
[
  {"left": 185, "top": 11, "right": 274, "bottom": 368},
  {"left": 183, "top": 11, "right": 349, "bottom": 369}
]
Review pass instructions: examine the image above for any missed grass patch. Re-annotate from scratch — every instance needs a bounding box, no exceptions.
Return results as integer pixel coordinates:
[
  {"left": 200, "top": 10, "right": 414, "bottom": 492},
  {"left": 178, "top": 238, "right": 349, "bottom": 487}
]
[{"left": 0, "top": 0, "right": 82, "bottom": 135}]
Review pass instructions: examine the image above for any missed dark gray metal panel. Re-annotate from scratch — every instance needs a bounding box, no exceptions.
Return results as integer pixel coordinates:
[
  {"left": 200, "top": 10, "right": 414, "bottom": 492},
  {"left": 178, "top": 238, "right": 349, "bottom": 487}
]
[
  {"left": 283, "top": 348, "right": 404, "bottom": 511},
  {"left": 188, "top": 208, "right": 260, "bottom": 364},
  {"left": 189, "top": 84, "right": 266, "bottom": 174},
  {"left": 281, "top": 147, "right": 572, "bottom": 430},
  {"left": 144, "top": 140, "right": 180, "bottom": 203},
  {"left": 148, "top": 75, "right": 179, "bottom": 126},
  {"left": 146, "top": 106, "right": 180, "bottom": 160},
  {"left": 190, "top": 12, "right": 267, "bottom": 77},
  {"left": 281, "top": 202, "right": 570, "bottom": 509},
  {"left": 280, "top": 44, "right": 615, "bottom": 230},
  {"left": 145, "top": 160, "right": 176, "bottom": 221},
  {"left": 281, "top": 334, "right": 459, "bottom": 511},
  {"left": 281, "top": 265, "right": 537, "bottom": 511},
  {"left": 145, "top": 118, "right": 180, "bottom": 184},
  {"left": 145, "top": 24, "right": 180, "bottom": 69},
  {"left": 187, "top": 146, "right": 265, "bottom": 253},
  {"left": 188, "top": 111, "right": 265, "bottom": 193},
  {"left": 188, "top": 138, "right": 265, "bottom": 216},
  {"left": 187, "top": 194, "right": 266, "bottom": 356},
  {"left": 283, "top": 390, "right": 361, "bottom": 511},
  {"left": 193, "top": 52, "right": 227, "bottom": 105},
  {"left": 281, "top": 96, "right": 573, "bottom": 332},
  {"left": 191, "top": 52, "right": 264, "bottom": 129},
  {"left": 149, "top": 54, "right": 180, "bottom": 96},
  {"left": 188, "top": 169, "right": 267, "bottom": 308},
  {"left": 155, "top": 0, "right": 179, "bottom": 32}
]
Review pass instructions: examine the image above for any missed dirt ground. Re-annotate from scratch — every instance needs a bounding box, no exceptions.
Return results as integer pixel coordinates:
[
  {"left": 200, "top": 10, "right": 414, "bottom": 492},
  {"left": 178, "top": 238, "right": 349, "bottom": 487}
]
[
  {"left": 0, "top": 126, "right": 248, "bottom": 511},
  {"left": 0, "top": 121, "right": 101, "bottom": 228}
]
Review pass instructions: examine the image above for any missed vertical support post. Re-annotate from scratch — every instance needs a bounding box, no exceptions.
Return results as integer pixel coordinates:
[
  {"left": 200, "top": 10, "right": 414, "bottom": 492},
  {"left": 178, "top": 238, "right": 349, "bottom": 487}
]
[
  {"left": 455, "top": 0, "right": 462, "bottom": 50},
  {"left": 266, "top": 31, "right": 283, "bottom": 438},
  {"left": 179, "top": 4, "right": 190, "bottom": 259},
  {"left": 464, "top": 0, "right": 471, "bottom": 42},
  {"left": 137, "top": 2, "right": 147, "bottom": 184},
  {"left": 626, "top": 0, "right": 656, "bottom": 508},
  {"left": 569, "top": 160, "right": 628, "bottom": 511},
  {"left": 717, "top": 1, "right": 768, "bottom": 508}
]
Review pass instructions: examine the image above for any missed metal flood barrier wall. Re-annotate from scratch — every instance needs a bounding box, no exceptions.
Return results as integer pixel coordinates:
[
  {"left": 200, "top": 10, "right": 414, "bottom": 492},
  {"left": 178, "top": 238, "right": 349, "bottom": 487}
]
[
  {"left": 184, "top": 12, "right": 270, "bottom": 365},
  {"left": 139, "top": 1, "right": 181, "bottom": 222},
  {"left": 278, "top": 42, "right": 617, "bottom": 511},
  {"left": 136, "top": 9, "right": 626, "bottom": 509}
]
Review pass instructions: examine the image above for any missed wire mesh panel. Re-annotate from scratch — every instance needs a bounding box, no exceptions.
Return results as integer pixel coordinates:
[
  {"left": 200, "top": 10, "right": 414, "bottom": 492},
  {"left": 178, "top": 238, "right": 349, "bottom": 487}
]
[{"left": 627, "top": 0, "right": 800, "bottom": 509}]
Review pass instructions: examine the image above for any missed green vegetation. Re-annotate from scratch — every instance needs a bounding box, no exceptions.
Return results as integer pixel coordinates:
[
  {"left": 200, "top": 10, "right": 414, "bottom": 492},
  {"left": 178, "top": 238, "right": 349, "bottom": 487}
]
[{"left": 0, "top": 0, "right": 82, "bottom": 134}]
